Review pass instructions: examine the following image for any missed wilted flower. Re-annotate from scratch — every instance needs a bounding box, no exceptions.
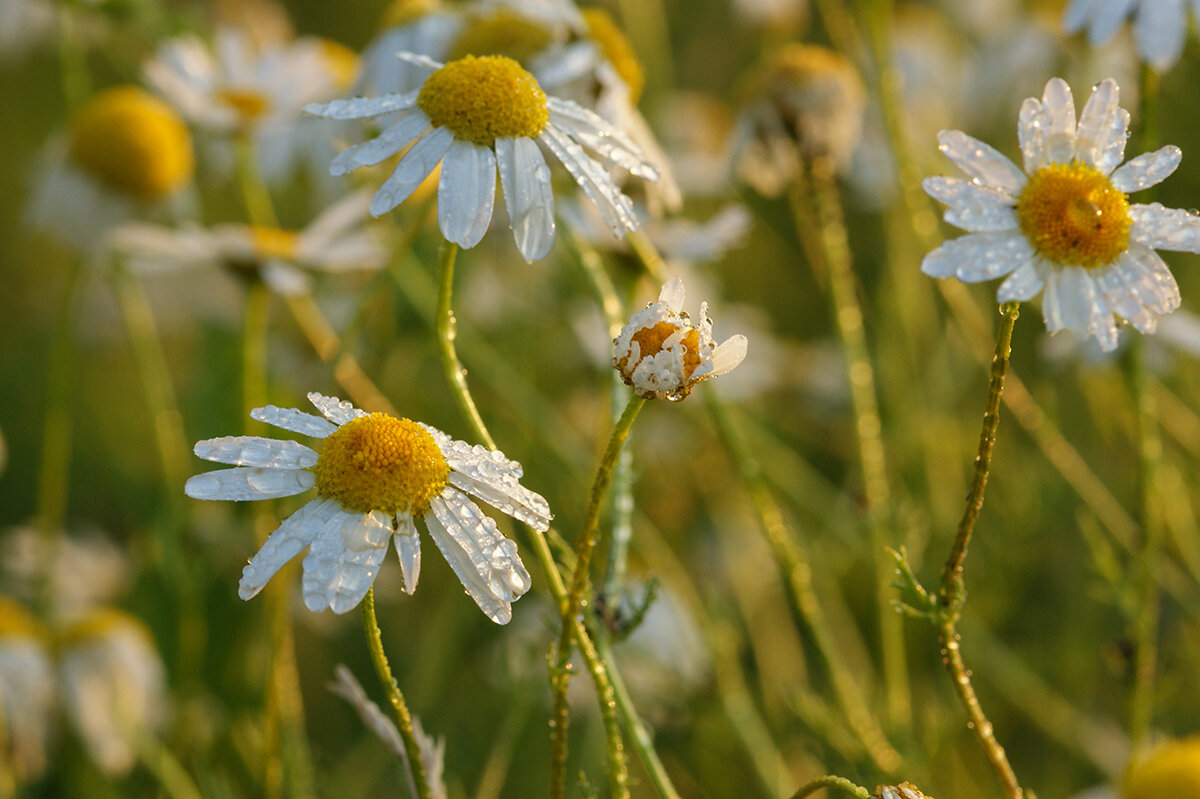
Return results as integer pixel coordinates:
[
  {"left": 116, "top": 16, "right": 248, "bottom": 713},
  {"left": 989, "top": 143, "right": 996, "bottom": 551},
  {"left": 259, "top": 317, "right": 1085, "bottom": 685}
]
[
  {"left": 613, "top": 277, "right": 747, "bottom": 400},
  {"left": 185, "top": 393, "right": 551, "bottom": 622}
]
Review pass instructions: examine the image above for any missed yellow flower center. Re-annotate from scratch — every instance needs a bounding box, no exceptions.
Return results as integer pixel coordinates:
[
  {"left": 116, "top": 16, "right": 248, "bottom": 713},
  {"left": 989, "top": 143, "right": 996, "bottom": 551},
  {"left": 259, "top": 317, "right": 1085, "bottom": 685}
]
[
  {"left": 449, "top": 9, "right": 554, "bottom": 64},
  {"left": 250, "top": 227, "right": 299, "bottom": 261},
  {"left": 217, "top": 87, "right": 271, "bottom": 124},
  {"left": 618, "top": 321, "right": 703, "bottom": 379},
  {"left": 314, "top": 414, "right": 449, "bottom": 516},
  {"left": 317, "top": 38, "right": 361, "bottom": 89},
  {"left": 67, "top": 86, "right": 194, "bottom": 200},
  {"left": 581, "top": 8, "right": 645, "bottom": 105},
  {"left": 417, "top": 55, "right": 549, "bottom": 146},
  {"left": 55, "top": 608, "right": 153, "bottom": 650},
  {"left": 380, "top": 0, "right": 437, "bottom": 29},
  {"left": 1124, "top": 737, "right": 1200, "bottom": 799},
  {"left": 1016, "top": 162, "right": 1131, "bottom": 269},
  {"left": 0, "top": 597, "right": 44, "bottom": 641}
]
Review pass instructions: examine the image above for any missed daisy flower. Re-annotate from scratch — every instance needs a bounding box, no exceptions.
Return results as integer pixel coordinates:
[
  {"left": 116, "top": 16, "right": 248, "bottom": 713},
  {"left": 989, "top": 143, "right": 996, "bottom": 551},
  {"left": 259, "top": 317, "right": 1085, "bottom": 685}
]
[
  {"left": 922, "top": 77, "right": 1200, "bottom": 351},
  {"left": 107, "top": 191, "right": 384, "bottom": 296},
  {"left": 0, "top": 598, "right": 53, "bottom": 784},
  {"left": 1063, "top": 0, "right": 1197, "bottom": 71},
  {"left": 613, "top": 277, "right": 748, "bottom": 400},
  {"left": 185, "top": 393, "right": 550, "bottom": 623},
  {"left": 305, "top": 52, "right": 658, "bottom": 262}
]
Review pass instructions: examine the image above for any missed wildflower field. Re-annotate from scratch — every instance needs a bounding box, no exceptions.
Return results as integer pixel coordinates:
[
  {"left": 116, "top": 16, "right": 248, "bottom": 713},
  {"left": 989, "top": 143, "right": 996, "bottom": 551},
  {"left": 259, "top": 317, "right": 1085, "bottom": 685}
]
[{"left": 4, "top": 0, "right": 1200, "bottom": 797}]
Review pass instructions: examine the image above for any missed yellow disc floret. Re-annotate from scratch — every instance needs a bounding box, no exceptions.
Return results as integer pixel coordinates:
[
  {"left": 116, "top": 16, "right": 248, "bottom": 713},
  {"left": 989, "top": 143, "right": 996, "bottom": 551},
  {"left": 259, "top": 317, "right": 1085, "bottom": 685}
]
[
  {"left": 0, "top": 597, "right": 45, "bottom": 641},
  {"left": 581, "top": 8, "right": 645, "bottom": 105},
  {"left": 217, "top": 88, "right": 271, "bottom": 125},
  {"left": 54, "top": 608, "right": 153, "bottom": 651},
  {"left": 1016, "top": 162, "right": 1131, "bottom": 269},
  {"left": 380, "top": 0, "right": 437, "bottom": 29},
  {"left": 417, "top": 55, "right": 548, "bottom": 146},
  {"left": 68, "top": 86, "right": 194, "bottom": 200},
  {"left": 314, "top": 414, "right": 449, "bottom": 516},
  {"left": 449, "top": 9, "right": 554, "bottom": 64},
  {"left": 1124, "top": 737, "right": 1200, "bottom": 799},
  {"left": 618, "top": 321, "right": 702, "bottom": 380},
  {"left": 250, "top": 227, "right": 300, "bottom": 261}
]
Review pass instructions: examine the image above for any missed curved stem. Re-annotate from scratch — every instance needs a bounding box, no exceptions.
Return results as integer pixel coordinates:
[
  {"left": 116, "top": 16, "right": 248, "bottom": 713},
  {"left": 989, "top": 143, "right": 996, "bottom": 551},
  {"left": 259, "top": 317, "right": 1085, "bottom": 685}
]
[
  {"left": 788, "top": 775, "right": 871, "bottom": 799},
  {"left": 362, "top": 588, "right": 433, "bottom": 799},
  {"left": 938, "top": 302, "right": 1024, "bottom": 799},
  {"left": 435, "top": 241, "right": 496, "bottom": 450}
]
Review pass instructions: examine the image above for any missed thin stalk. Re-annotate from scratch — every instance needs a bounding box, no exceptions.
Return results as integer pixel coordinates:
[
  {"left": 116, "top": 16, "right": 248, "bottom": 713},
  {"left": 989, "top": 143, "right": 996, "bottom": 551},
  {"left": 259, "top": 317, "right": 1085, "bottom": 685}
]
[
  {"left": 56, "top": 5, "right": 90, "bottom": 111},
  {"left": 234, "top": 134, "right": 278, "bottom": 229},
  {"left": 788, "top": 775, "right": 871, "bottom": 799},
  {"left": 362, "top": 588, "right": 433, "bottom": 799},
  {"left": 243, "top": 282, "right": 272, "bottom": 425},
  {"left": 135, "top": 734, "right": 205, "bottom": 799},
  {"left": 625, "top": 230, "right": 668, "bottom": 283},
  {"left": 550, "top": 394, "right": 646, "bottom": 799},
  {"left": 937, "top": 302, "right": 1023, "bottom": 799},
  {"left": 435, "top": 241, "right": 496, "bottom": 450}
]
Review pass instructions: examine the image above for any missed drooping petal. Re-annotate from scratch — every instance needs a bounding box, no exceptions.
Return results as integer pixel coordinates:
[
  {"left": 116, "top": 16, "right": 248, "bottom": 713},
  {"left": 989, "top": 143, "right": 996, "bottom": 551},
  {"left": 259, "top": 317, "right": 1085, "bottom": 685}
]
[
  {"left": 1040, "top": 78, "right": 1077, "bottom": 165},
  {"left": 936, "top": 130, "right": 1026, "bottom": 194},
  {"left": 308, "top": 392, "right": 367, "bottom": 426},
  {"left": 369, "top": 126, "right": 455, "bottom": 216},
  {"left": 1129, "top": 202, "right": 1200, "bottom": 252},
  {"left": 1074, "top": 79, "right": 1120, "bottom": 167},
  {"left": 1042, "top": 266, "right": 1117, "bottom": 351},
  {"left": 539, "top": 124, "right": 639, "bottom": 237},
  {"left": 1094, "top": 256, "right": 1159, "bottom": 334},
  {"left": 996, "top": 259, "right": 1049, "bottom": 302},
  {"left": 329, "top": 111, "right": 430, "bottom": 175},
  {"left": 496, "top": 136, "right": 556, "bottom": 262},
  {"left": 393, "top": 513, "right": 421, "bottom": 596},
  {"left": 301, "top": 510, "right": 392, "bottom": 613},
  {"left": 185, "top": 466, "right": 315, "bottom": 501},
  {"left": 1119, "top": 242, "right": 1181, "bottom": 316},
  {"left": 447, "top": 470, "right": 552, "bottom": 533},
  {"left": 194, "top": 436, "right": 318, "bottom": 469},
  {"left": 304, "top": 89, "right": 420, "bottom": 120},
  {"left": 239, "top": 497, "right": 343, "bottom": 599},
  {"left": 1134, "top": 0, "right": 1187, "bottom": 71},
  {"left": 437, "top": 140, "right": 497, "bottom": 249},
  {"left": 1110, "top": 146, "right": 1182, "bottom": 193},
  {"left": 921, "top": 232, "right": 1033, "bottom": 282},
  {"left": 250, "top": 405, "right": 337, "bottom": 438},
  {"left": 923, "top": 176, "right": 1018, "bottom": 232},
  {"left": 545, "top": 97, "right": 658, "bottom": 180}
]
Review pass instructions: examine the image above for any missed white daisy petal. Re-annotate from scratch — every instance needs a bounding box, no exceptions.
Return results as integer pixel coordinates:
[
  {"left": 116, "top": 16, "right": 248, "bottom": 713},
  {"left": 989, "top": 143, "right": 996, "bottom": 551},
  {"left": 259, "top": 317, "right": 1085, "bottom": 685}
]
[
  {"left": 369, "top": 126, "right": 456, "bottom": 217},
  {"left": 437, "top": 140, "right": 497, "bottom": 249},
  {"left": 393, "top": 513, "right": 421, "bottom": 595},
  {"left": 1095, "top": 107, "right": 1131, "bottom": 175},
  {"left": 496, "top": 136, "right": 556, "bottom": 262},
  {"left": 545, "top": 97, "right": 658, "bottom": 181},
  {"left": 1041, "top": 78, "right": 1077, "bottom": 164},
  {"left": 1018, "top": 97, "right": 1046, "bottom": 173},
  {"left": 1120, "top": 242, "right": 1181, "bottom": 316},
  {"left": 1087, "top": 0, "right": 1137, "bottom": 44},
  {"left": 304, "top": 90, "right": 420, "bottom": 120},
  {"left": 239, "top": 497, "right": 342, "bottom": 599},
  {"left": 539, "top": 124, "right": 639, "bottom": 237},
  {"left": 194, "top": 436, "right": 318, "bottom": 469},
  {"left": 447, "top": 470, "right": 552, "bottom": 532},
  {"left": 1110, "top": 146, "right": 1182, "bottom": 193},
  {"left": 301, "top": 510, "right": 392, "bottom": 613},
  {"left": 936, "top": 130, "right": 1026, "bottom": 194},
  {"left": 250, "top": 405, "right": 338, "bottom": 439},
  {"left": 1135, "top": 0, "right": 1187, "bottom": 71},
  {"left": 1062, "top": 0, "right": 1097, "bottom": 33},
  {"left": 1044, "top": 267, "right": 1117, "bottom": 350},
  {"left": 996, "top": 259, "right": 1048, "bottom": 302},
  {"left": 1074, "top": 79, "right": 1120, "bottom": 167},
  {"left": 308, "top": 392, "right": 368, "bottom": 426},
  {"left": 1129, "top": 202, "right": 1200, "bottom": 252},
  {"left": 329, "top": 111, "right": 430, "bottom": 175},
  {"left": 659, "top": 276, "right": 687, "bottom": 312},
  {"left": 185, "top": 466, "right": 315, "bottom": 501},
  {"left": 1095, "top": 256, "right": 1159, "bottom": 334},
  {"left": 921, "top": 232, "right": 1033, "bottom": 282},
  {"left": 922, "top": 176, "right": 1017, "bottom": 232},
  {"left": 705, "top": 335, "right": 749, "bottom": 379}
]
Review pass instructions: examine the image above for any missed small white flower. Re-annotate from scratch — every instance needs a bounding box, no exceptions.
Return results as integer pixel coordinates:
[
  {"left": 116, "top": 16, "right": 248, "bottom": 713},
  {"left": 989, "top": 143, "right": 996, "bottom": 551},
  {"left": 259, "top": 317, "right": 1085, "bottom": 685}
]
[
  {"left": 305, "top": 52, "right": 657, "bottom": 262},
  {"left": 0, "top": 598, "right": 54, "bottom": 783},
  {"left": 1063, "top": 0, "right": 1197, "bottom": 71},
  {"left": 923, "top": 77, "right": 1200, "bottom": 351},
  {"left": 108, "top": 191, "right": 384, "bottom": 296},
  {"left": 185, "top": 393, "right": 551, "bottom": 623},
  {"left": 612, "top": 278, "right": 748, "bottom": 400}
]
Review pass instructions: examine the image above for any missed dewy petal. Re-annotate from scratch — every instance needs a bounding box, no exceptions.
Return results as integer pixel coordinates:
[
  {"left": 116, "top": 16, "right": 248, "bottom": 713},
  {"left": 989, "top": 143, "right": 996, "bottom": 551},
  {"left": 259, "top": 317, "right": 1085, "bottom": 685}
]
[
  {"left": 659, "top": 276, "right": 687, "bottom": 312},
  {"left": 251, "top": 405, "right": 337, "bottom": 438},
  {"left": 1043, "top": 266, "right": 1118, "bottom": 351},
  {"left": 308, "top": 392, "right": 367, "bottom": 426},
  {"left": 1119, "top": 242, "right": 1181, "bottom": 316},
  {"left": 1095, "top": 107, "right": 1131, "bottom": 175},
  {"left": 1073, "top": 79, "right": 1120, "bottom": 168},
  {"left": 393, "top": 512, "right": 421, "bottom": 596},
  {"left": 496, "top": 136, "right": 556, "bottom": 262},
  {"left": 1018, "top": 97, "right": 1047, "bottom": 173},
  {"left": 1040, "top": 78, "right": 1077, "bottom": 164},
  {"left": 447, "top": 469, "right": 552, "bottom": 532},
  {"left": 185, "top": 466, "right": 315, "bottom": 501},
  {"left": 1109, "top": 146, "right": 1182, "bottom": 193},
  {"left": 937, "top": 130, "right": 1026, "bottom": 194},
  {"left": 1129, "top": 202, "right": 1200, "bottom": 252},
  {"left": 545, "top": 97, "right": 659, "bottom": 181},
  {"left": 997, "top": 259, "right": 1049, "bottom": 302},
  {"left": 437, "top": 140, "right": 497, "bottom": 250},
  {"left": 194, "top": 436, "right": 318, "bottom": 469},
  {"left": 425, "top": 488, "right": 531, "bottom": 624},
  {"left": 239, "top": 497, "right": 342, "bottom": 599},
  {"left": 329, "top": 111, "right": 430, "bottom": 175},
  {"left": 304, "top": 89, "right": 420, "bottom": 120},
  {"left": 705, "top": 335, "right": 749, "bottom": 379},
  {"left": 1094, "top": 256, "right": 1159, "bottom": 334},
  {"left": 923, "top": 176, "right": 1017, "bottom": 232},
  {"left": 921, "top": 231, "right": 1033, "bottom": 282},
  {"left": 369, "top": 126, "right": 455, "bottom": 216},
  {"left": 301, "top": 510, "right": 392, "bottom": 613},
  {"left": 1135, "top": 0, "right": 1187, "bottom": 71},
  {"left": 539, "top": 124, "right": 639, "bottom": 237}
]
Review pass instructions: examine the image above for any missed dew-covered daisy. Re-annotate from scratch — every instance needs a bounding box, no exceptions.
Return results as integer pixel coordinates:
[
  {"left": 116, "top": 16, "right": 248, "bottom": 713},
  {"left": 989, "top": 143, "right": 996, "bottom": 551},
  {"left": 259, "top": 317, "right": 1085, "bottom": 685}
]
[
  {"left": 107, "top": 191, "right": 384, "bottom": 296},
  {"left": 922, "top": 77, "right": 1200, "bottom": 351},
  {"left": 305, "top": 52, "right": 657, "bottom": 262},
  {"left": 873, "top": 784, "right": 933, "bottom": 799},
  {"left": 613, "top": 278, "right": 748, "bottom": 400},
  {"left": 1063, "top": 0, "right": 1197, "bottom": 71},
  {"left": 185, "top": 393, "right": 550, "bottom": 623}
]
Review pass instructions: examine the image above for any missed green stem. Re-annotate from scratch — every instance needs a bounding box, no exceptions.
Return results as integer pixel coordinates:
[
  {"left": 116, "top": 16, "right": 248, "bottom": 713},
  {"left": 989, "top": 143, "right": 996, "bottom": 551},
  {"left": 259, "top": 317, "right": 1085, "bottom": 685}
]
[
  {"left": 243, "top": 282, "right": 271, "bottom": 428},
  {"left": 56, "top": 5, "right": 90, "bottom": 112},
  {"left": 135, "top": 734, "right": 205, "bottom": 799},
  {"left": 362, "top": 588, "right": 433, "bottom": 799},
  {"left": 788, "top": 775, "right": 871, "bottom": 799},
  {"left": 625, "top": 229, "right": 667, "bottom": 283},
  {"left": 435, "top": 241, "right": 496, "bottom": 450},
  {"left": 938, "top": 302, "right": 1023, "bottom": 799},
  {"left": 235, "top": 134, "right": 278, "bottom": 229}
]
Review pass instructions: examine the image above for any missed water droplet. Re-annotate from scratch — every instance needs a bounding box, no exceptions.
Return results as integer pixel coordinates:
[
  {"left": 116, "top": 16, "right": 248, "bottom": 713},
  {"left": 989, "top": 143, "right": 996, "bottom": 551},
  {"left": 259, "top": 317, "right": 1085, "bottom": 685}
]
[{"left": 534, "top": 164, "right": 551, "bottom": 183}]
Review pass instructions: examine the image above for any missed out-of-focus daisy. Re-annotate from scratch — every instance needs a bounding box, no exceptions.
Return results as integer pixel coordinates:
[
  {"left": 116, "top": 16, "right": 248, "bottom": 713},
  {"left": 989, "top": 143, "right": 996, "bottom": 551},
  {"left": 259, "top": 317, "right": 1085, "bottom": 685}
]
[
  {"left": 1070, "top": 735, "right": 1200, "bottom": 799},
  {"left": 0, "top": 598, "right": 53, "bottom": 784},
  {"left": 307, "top": 53, "right": 657, "bottom": 261},
  {"left": 0, "top": 0, "right": 54, "bottom": 62},
  {"left": 923, "top": 77, "right": 1200, "bottom": 351},
  {"left": 185, "top": 393, "right": 551, "bottom": 622},
  {"left": 0, "top": 527, "right": 129, "bottom": 621},
  {"left": 27, "top": 86, "right": 194, "bottom": 252},
  {"left": 1063, "top": 0, "right": 1196, "bottom": 71},
  {"left": 56, "top": 609, "right": 166, "bottom": 776},
  {"left": 613, "top": 277, "right": 748, "bottom": 400},
  {"left": 107, "top": 191, "right": 384, "bottom": 296}
]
